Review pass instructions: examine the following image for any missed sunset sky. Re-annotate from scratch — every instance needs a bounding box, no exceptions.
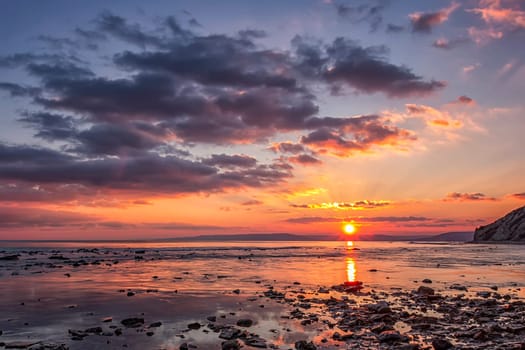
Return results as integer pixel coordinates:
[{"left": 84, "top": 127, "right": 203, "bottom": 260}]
[{"left": 0, "top": 0, "right": 524, "bottom": 239}]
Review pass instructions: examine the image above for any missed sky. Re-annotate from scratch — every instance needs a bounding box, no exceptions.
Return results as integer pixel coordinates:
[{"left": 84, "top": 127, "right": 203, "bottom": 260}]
[{"left": 0, "top": 0, "right": 524, "bottom": 240}]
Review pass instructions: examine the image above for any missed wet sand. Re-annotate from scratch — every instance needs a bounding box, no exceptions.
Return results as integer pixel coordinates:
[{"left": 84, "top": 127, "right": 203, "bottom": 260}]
[{"left": 0, "top": 243, "right": 524, "bottom": 349}]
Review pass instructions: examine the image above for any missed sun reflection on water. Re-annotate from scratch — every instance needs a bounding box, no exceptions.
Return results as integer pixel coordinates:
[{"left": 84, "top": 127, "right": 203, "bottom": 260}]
[
  {"left": 346, "top": 257, "right": 356, "bottom": 282},
  {"left": 345, "top": 241, "right": 357, "bottom": 282}
]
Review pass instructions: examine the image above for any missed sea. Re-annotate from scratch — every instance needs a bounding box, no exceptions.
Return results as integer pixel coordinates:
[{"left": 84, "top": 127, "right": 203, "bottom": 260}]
[{"left": 0, "top": 240, "right": 524, "bottom": 349}]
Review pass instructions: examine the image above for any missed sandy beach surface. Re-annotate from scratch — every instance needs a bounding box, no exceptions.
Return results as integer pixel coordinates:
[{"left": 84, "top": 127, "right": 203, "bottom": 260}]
[{"left": 0, "top": 241, "right": 524, "bottom": 349}]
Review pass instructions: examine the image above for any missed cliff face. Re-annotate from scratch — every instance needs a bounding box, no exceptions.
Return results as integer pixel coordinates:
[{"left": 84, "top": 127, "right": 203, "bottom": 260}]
[{"left": 474, "top": 206, "right": 525, "bottom": 241}]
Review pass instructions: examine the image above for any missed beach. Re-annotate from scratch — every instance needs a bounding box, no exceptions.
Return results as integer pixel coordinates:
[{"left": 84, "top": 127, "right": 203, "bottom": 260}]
[{"left": 0, "top": 241, "right": 524, "bottom": 349}]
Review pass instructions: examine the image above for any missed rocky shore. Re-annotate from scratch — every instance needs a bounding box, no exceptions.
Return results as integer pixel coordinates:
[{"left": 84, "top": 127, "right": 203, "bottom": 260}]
[{"left": 0, "top": 247, "right": 524, "bottom": 349}]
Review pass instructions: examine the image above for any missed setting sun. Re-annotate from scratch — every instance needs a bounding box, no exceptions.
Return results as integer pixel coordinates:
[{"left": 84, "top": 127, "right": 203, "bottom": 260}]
[{"left": 343, "top": 223, "right": 356, "bottom": 235}]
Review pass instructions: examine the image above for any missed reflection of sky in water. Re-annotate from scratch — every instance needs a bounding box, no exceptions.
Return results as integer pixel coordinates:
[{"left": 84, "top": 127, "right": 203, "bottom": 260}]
[{"left": 0, "top": 241, "right": 524, "bottom": 347}]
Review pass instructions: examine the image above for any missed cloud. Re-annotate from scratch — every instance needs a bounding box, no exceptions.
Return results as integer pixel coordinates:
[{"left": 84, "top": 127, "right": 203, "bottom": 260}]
[
  {"left": 202, "top": 154, "right": 257, "bottom": 168},
  {"left": 287, "top": 154, "right": 322, "bottom": 165},
  {"left": 386, "top": 24, "right": 405, "bottom": 33},
  {"left": 269, "top": 142, "right": 307, "bottom": 154},
  {"left": 0, "top": 11, "right": 451, "bottom": 202},
  {"left": 455, "top": 95, "right": 476, "bottom": 105},
  {"left": 293, "top": 37, "right": 446, "bottom": 97},
  {"left": 0, "top": 205, "right": 96, "bottom": 228},
  {"left": 462, "top": 63, "right": 482, "bottom": 74},
  {"left": 410, "top": 2, "right": 460, "bottom": 33},
  {"left": 467, "top": 0, "right": 525, "bottom": 44},
  {"left": 432, "top": 37, "right": 471, "bottom": 50},
  {"left": 468, "top": 0, "right": 525, "bottom": 39},
  {"left": 0, "top": 143, "right": 291, "bottom": 195},
  {"left": 406, "top": 104, "right": 463, "bottom": 129},
  {"left": 300, "top": 116, "right": 416, "bottom": 157},
  {"left": 334, "top": 0, "right": 388, "bottom": 32},
  {"left": 509, "top": 192, "right": 525, "bottom": 200},
  {"left": 291, "top": 200, "right": 391, "bottom": 210},
  {"left": 285, "top": 215, "right": 431, "bottom": 224},
  {"left": 444, "top": 192, "right": 498, "bottom": 201},
  {"left": 241, "top": 199, "right": 263, "bottom": 206}
]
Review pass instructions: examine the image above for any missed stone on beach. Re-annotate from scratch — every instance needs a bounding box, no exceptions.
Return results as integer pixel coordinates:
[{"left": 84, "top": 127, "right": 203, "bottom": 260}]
[
  {"left": 121, "top": 317, "right": 144, "bottom": 328},
  {"left": 294, "top": 340, "right": 317, "bottom": 350},
  {"left": 236, "top": 319, "right": 253, "bottom": 327}
]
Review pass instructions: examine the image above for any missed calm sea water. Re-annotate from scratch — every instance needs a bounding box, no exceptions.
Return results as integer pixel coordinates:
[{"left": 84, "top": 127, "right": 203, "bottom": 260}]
[
  {"left": 1, "top": 240, "right": 524, "bottom": 294},
  {"left": 1, "top": 240, "right": 524, "bottom": 349}
]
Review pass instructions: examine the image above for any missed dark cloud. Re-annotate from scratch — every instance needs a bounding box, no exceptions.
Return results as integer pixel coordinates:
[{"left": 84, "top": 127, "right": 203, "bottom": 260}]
[
  {"left": 19, "top": 112, "right": 77, "bottom": 141},
  {"left": 0, "top": 11, "right": 448, "bottom": 202},
  {"left": 293, "top": 37, "right": 445, "bottom": 97},
  {"left": 285, "top": 216, "right": 341, "bottom": 224},
  {"left": 269, "top": 142, "right": 306, "bottom": 154},
  {"left": 410, "top": 3, "right": 459, "bottom": 33},
  {"left": 445, "top": 192, "right": 498, "bottom": 201},
  {"left": 300, "top": 116, "right": 416, "bottom": 156},
  {"left": 287, "top": 154, "right": 322, "bottom": 165},
  {"left": 114, "top": 40, "right": 296, "bottom": 89},
  {"left": 95, "top": 12, "right": 166, "bottom": 48},
  {"left": 386, "top": 24, "right": 405, "bottom": 33},
  {"left": 0, "top": 206, "right": 96, "bottom": 228},
  {"left": 455, "top": 95, "right": 475, "bottom": 105},
  {"left": 202, "top": 154, "right": 257, "bottom": 168},
  {"left": 335, "top": 1, "right": 388, "bottom": 32},
  {"left": 0, "top": 143, "right": 291, "bottom": 194},
  {"left": 0, "top": 82, "right": 40, "bottom": 97}
]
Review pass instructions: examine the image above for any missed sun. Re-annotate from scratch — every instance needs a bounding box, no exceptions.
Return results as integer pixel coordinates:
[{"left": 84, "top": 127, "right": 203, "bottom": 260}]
[{"left": 343, "top": 223, "right": 356, "bottom": 235}]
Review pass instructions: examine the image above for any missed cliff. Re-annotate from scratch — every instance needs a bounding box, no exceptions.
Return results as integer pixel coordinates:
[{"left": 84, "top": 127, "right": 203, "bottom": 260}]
[{"left": 474, "top": 206, "right": 525, "bottom": 241}]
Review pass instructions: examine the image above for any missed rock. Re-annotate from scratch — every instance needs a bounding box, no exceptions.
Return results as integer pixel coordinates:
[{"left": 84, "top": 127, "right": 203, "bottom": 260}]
[
  {"left": 85, "top": 326, "right": 102, "bottom": 333},
  {"left": 295, "top": 340, "right": 317, "bottom": 350},
  {"left": 149, "top": 321, "right": 162, "bottom": 327},
  {"left": 121, "top": 318, "right": 144, "bottom": 328},
  {"left": 422, "top": 278, "right": 432, "bottom": 284},
  {"left": 207, "top": 316, "right": 217, "bottom": 322},
  {"left": 236, "top": 319, "right": 253, "bottom": 327},
  {"left": 4, "top": 342, "right": 37, "bottom": 349},
  {"left": 378, "top": 330, "right": 406, "bottom": 343},
  {"left": 244, "top": 335, "right": 267, "bottom": 348},
  {"left": 179, "top": 343, "right": 189, "bottom": 350},
  {"left": 367, "top": 301, "right": 391, "bottom": 314},
  {"left": 432, "top": 338, "right": 453, "bottom": 350},
  {"left": 187, "top": 322, "right": 201, "bottom": 330},
  {"left": 126, "top": 291, "right": 135, "bottom": 297},
  {"left": 417, "top": 286, "right": 435, "bottom": 295},
  {"left": 219, "top": 327, "right": 241, "bottom": 340},
  {"left": 450, "top": 284, "right": 468, "bottom": 291},
  {"left": 474, "top": 205, "right": 525, "bottom": 241},
  {"left": 222, "top": 339, "right": 240, "bottom": 350},
  {"left": 0, "top": 255, "right": 20, "bottom": 261}
]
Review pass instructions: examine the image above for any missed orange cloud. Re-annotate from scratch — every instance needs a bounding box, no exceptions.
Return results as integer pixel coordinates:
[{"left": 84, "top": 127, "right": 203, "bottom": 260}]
[
  {"left": 409, "top": 2, "right": 460, "bottom": 33},
  {"left": 444, "top": 192, "right": 498, "bottom": 201},
  {"left": 406, "top": 104, "right": 464, "bottom": 129},
  {"left": 468, "top": 0, "right": 525, "bottom": 44},
  {"left": 291, "top": 200, "right": 391, "bottom": 210},
  {"left": 508, "top": 192, "right": 525, "bottom": 200}
]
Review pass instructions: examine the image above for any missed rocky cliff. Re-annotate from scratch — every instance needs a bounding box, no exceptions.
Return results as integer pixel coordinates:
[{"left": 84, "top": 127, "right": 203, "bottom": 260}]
[{"left": 474, "top": 206, "right": 525, "bottom": 241}]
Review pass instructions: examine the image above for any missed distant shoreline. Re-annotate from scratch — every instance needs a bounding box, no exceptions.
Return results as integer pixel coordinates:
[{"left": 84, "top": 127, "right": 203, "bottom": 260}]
[{"left": 0, "top": 231, "right": 480, "bottom": 243}]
